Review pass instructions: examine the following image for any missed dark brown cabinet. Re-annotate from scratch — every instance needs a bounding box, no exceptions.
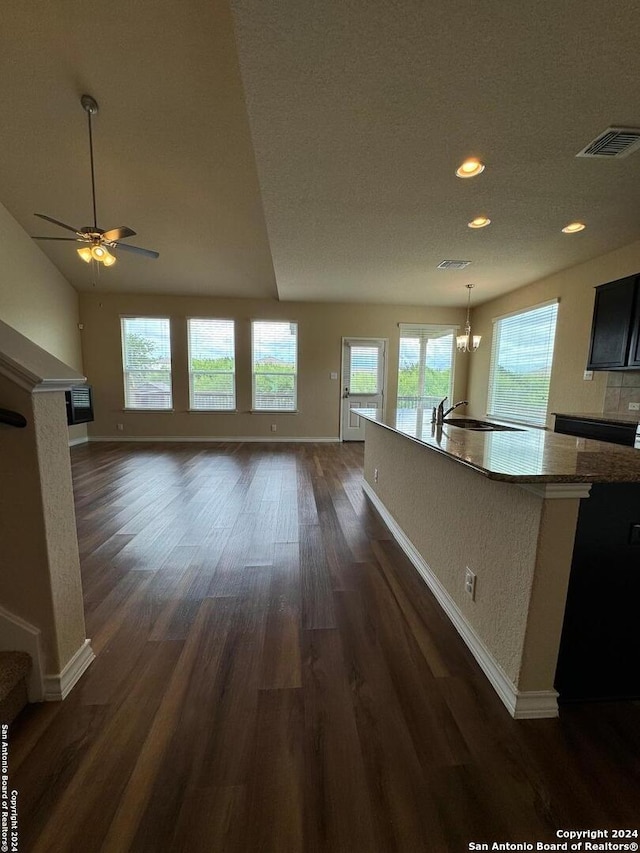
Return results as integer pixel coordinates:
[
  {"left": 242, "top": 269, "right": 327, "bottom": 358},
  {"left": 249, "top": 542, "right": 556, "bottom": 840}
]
[
  {"left": 554, "top": 414, "right": 637, "bottom": 446},
  {"left": 555, "top": 482, "right": 640, "bottom": 702},
  {"left": 630, "top": 292, "right": 640, "bottom": 367},
  {"left": 587, "top": 274, "right": 640, "bottom": 370}
]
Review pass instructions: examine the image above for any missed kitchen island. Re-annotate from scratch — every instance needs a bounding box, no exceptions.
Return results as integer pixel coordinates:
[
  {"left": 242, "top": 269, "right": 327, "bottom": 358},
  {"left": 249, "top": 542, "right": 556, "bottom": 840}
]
[{"left": 353, "top": 408, "right": 640, "bottom": 718}]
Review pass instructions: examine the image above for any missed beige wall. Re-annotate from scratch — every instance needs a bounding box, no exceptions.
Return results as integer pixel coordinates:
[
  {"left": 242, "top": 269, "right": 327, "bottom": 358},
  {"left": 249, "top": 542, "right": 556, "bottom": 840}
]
[
  {"left": 0, "top": 202, "right": 82, "bottom": 370},
  {"left": 0, "top": 201, "right": 86, "bottom": 442},
  {"left": 467, "top": 238, "right": 640, "bottom": 426},
  {"left": 79, "top": 292, "right": 468, "bottom": 439}
]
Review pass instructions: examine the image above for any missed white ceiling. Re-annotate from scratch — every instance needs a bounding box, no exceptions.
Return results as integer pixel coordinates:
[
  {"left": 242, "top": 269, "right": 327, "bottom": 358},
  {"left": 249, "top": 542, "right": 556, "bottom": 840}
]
[{"left": 2, "top": 0, "right": 640, "bottom": 307}]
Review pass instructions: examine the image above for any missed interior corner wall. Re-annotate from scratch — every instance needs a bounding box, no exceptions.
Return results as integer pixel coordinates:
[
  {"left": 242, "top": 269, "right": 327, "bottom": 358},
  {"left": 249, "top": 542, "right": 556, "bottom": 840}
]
[
  {"left": 466, "top": 239, "right": 640, "bottom": 425},
  {"left": 0, "top": 201, "right": 86, "bottom": 442},
  {"left": 79, "top": 292, "right": 469, "bottom": 440},
  {"left": 0, "top": 202, "right": 83, "bottom": 370}
]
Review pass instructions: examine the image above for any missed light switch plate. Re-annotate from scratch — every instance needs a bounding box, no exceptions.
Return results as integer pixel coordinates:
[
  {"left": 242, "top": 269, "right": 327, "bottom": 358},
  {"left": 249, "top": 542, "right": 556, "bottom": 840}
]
[
  {"left": 330, "top": 372, "right": 338, "bottom": 380},
  {"left": 583, "top": 370, "right": 593, "bottom": 381}
]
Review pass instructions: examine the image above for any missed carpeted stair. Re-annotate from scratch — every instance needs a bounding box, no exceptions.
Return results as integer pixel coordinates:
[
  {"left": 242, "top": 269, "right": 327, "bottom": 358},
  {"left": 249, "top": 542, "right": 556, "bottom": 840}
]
[{"left": 0, "top": 651, "right": 32, "bottom": 725}]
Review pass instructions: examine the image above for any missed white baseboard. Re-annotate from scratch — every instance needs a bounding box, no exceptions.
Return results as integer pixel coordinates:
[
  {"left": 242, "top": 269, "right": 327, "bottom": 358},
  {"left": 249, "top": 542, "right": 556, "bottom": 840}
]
[
  {"left": 0, "top": 606, "right": 44, "bottom": 702},
  {"left": 510, "top": 690, "right": 560, "bottom": 719},
  {"left": 88, "top": 435, "right": 341, "bottom": 443},
  {"left": 44, "top": 639, "right": 95, "bottom": 701},
  {"left": 68, "top": 436, "right": 89, "bottom": 447},
  {"left": 362, "top": 480, "right": 559, "bottom": 720}
]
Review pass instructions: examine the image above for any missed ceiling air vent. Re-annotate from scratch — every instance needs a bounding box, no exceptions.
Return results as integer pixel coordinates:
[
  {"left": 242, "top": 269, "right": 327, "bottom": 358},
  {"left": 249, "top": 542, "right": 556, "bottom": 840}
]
[
  {"left": 576, "top": 127, "right": 640, "bottom": 159},
  {"left": 437, "top": 260, "right": 472, "bottom": 270}
]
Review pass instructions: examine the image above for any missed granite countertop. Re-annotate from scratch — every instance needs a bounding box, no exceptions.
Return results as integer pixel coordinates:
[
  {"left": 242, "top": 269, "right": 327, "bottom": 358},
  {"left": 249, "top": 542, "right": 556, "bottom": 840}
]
[
  {"left": 552, "top": 411, "right": 640, "bottom": 427},
  {"left": 352, "top": 408, "right": 640, "bottom": 484}
]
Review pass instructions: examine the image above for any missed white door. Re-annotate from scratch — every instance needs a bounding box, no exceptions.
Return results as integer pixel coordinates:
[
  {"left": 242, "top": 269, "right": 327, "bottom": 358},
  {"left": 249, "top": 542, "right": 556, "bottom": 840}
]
[{"left": 341, "top": 338, "right": 386, "bottom": 440}]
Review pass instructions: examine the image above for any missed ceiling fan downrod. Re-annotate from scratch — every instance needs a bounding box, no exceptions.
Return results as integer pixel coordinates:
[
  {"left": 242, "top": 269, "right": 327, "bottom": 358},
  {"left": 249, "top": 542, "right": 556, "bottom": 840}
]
[{"left": 81, "top": 94, "right": 99, "bottom": 231}]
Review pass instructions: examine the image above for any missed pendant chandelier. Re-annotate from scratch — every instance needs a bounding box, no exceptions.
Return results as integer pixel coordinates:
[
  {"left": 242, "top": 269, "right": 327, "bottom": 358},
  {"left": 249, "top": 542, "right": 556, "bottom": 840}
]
[{"left": 456, "top": 284, "right": 481, "bottom": 353}]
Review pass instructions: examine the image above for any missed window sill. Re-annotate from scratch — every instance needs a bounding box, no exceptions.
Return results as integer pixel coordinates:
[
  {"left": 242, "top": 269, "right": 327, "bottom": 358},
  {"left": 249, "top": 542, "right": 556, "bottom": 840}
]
[
  {"left": 250, "top": 409, "right": 299, "bottom": 414},
  {"left": 123, "top": 408, "right": 175, "bottom": 413},
  {"left": 188, "top": 409, "right": 238, "bottom": 414}
]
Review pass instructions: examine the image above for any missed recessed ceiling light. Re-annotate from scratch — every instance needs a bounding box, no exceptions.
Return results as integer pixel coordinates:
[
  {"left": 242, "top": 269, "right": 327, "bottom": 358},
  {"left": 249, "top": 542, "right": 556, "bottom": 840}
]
[
  {"left": 562, "top": 221, "right": 586, "bottom": 234},
  {"left": 468, "top": 216, "right": 491, "bottom": 229},
  {"left": 456, "top": 159, "right": 485, "bottom": 179}
]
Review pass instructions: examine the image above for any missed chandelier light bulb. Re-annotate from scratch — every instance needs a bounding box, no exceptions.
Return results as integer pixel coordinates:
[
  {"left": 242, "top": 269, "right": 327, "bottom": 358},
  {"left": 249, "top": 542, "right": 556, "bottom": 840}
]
[{"left": 456, "top": 284, "right": 481, "bottom": 353}]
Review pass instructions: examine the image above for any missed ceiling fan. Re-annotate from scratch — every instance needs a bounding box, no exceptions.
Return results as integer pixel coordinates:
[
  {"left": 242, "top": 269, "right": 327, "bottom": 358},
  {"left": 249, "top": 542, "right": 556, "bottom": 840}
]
[{"left": 31, "top": 94, "right": 159, "bottom": 267}]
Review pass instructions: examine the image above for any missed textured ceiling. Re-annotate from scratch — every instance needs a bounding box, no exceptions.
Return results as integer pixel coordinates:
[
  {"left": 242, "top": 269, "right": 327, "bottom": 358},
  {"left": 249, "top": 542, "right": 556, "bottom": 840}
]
[
  {"left": 229, "top": 0, "right": 640, "bottom": 305},
  {"left": 2, "top": 1, "right": 640, "bottom": 306}
]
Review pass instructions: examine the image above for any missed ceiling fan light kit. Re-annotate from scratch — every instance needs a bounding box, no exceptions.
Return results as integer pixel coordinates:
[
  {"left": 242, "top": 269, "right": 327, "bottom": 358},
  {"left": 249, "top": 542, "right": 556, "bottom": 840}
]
[
  {"left": 77, "top": 244, "right": 116, "bottom": 265},
  {"left": 31, "top": 95, "right": 159, "bottom": 267}
]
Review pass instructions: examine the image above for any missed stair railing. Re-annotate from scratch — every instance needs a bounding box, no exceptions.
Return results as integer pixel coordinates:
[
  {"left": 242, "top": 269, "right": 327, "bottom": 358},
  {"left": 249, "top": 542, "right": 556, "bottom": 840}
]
[{"left": 0, "top": 407, "right": 27, "bottom": 428}]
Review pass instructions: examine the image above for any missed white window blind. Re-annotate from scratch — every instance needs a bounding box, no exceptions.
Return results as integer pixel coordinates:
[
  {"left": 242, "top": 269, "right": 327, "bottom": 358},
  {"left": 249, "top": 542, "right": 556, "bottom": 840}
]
[
  {"left": 121, "top": 317, "right": 173, "bottom": 410},
  {"left": 397, "top": 324, "right": 455, "bottom": 418},
  {"left": 252, "top": 321, "right": 298, "bottom": 411},
  {"left": 188, "top": 319, "right": 236, "bottom": 410},
  {"left": 487, "top": 301, "right": 559, "bottom": 426},
  {"left": 349, "top": 344, "right": 382, "bottom": 393}
]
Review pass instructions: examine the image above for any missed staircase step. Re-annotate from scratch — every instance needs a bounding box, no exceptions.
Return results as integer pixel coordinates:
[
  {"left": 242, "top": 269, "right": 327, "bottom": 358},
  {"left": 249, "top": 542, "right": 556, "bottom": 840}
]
[{"left": 0, "top": 651, "right": 32, "bottom": 725}]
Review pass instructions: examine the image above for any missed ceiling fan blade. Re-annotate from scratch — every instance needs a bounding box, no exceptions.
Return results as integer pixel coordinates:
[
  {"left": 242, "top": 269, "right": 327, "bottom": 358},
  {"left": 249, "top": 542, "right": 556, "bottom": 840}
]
[
  {"left": 102, "top": 226, "right": 137, "bottom": 242},
  {"left": 34, "top": 213, "right": 82, "bottom": 235},
  {"left": 32, "top": 236, "right": 84, "bottom": 241},
  {"left": 113, "top": 242, "right": 160, "bottom": 259}
]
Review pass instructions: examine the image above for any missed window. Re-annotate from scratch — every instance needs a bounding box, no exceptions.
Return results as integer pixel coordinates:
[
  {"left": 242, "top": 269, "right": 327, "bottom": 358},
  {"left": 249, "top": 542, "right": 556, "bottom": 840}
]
[
  {"left": 188, "top": 318, "right": 236, "bottom": 410},
  {"left": 252, "top": 320, "right": 298, "bottom": 411},
  {"left": 487, "top": 300, "right": 559, "bottom": 426},
  {"left": 348, "top": 343, "right": 384, "bottom": 394},
  {"left": 121, "top": 317, "right": 173, "bottom": 410},
  {"left": 397, "top": 324, "right": 455, "bottom": 429}
]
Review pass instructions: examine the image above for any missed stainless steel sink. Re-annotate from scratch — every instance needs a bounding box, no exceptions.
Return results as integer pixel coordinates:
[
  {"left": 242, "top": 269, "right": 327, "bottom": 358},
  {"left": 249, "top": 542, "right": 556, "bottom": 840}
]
[{"left": 442, "top": 418, "right": 523, "bottom": 432}]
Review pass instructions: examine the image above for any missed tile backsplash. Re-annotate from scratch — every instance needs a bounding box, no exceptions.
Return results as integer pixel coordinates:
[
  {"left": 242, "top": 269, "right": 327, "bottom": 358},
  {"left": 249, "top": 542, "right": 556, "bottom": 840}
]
[{"left": 605, "top": 371, "right": 640, "bottom": 414}]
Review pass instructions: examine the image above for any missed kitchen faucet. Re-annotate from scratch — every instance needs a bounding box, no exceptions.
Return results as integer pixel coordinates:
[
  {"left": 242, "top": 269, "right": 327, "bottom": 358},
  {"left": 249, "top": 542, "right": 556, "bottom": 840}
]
[{"left": 433, "top": 397, "right": 469, "bottom": 425}]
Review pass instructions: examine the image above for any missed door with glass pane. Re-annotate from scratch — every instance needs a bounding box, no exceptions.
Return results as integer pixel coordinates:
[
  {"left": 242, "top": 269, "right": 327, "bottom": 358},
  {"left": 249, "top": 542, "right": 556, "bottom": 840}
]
[{"left": 341, "top": 338, "right": 386, "bottom": 440}]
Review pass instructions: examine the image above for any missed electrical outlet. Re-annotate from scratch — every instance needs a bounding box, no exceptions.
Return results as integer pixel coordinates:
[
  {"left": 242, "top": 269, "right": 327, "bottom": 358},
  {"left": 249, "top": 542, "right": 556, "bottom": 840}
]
[
  {"left": 583, "top": 370, "right": 593, "bottom": 381},
  {"left": 464, "top": 567, "right": 477, "bottom": 600},
  {"left": 628, "top": 402, "right": 640, "bottom": 411},
  {"left": 116, "top": 423, "right": 124, "bottom": 431},
  {"left": 374, "top": 467, "right": 379, "bottom": 483},
  {"left": 271, "top": 424, "right": 277, "bottom": 432}
]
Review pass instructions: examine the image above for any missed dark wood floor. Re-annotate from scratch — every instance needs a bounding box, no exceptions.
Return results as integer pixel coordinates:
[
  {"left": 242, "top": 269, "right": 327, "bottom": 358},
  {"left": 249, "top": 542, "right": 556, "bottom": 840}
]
[{"left": 10, "top": 442, "right": 640, "bottom": 852}]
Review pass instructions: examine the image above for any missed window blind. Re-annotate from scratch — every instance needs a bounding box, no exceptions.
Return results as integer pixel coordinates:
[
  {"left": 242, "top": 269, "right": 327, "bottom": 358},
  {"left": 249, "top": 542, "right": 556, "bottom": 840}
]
[
  {"left": 121, "top": 317, "right": 173, "bottom": 410},
  {"left": 348, "top": 344, "right": 381, "bottom": 394},
  {"left": 252, "top": 321, "right": 298, "bottom": 411},
  {"left": 487, "top": 301, "right": 559, "bottom": 426},
  {"left": 397, "top": 324, "right": 455, "bottom": 416},
  {"left": 188, "top": 318, "right": 235, "bottom": 410}
]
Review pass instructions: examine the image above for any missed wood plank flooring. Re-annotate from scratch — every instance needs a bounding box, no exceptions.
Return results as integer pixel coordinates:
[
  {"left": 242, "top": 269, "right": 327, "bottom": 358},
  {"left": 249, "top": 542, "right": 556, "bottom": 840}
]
[{"left": 10, "top": 441, "right": 640, "bottom": 852}]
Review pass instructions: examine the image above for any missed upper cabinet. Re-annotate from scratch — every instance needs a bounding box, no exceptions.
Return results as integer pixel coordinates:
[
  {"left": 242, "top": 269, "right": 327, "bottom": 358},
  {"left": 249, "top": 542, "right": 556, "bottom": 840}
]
[{"left": 587, "top": 274, "right": 640, "bottom": 370}]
